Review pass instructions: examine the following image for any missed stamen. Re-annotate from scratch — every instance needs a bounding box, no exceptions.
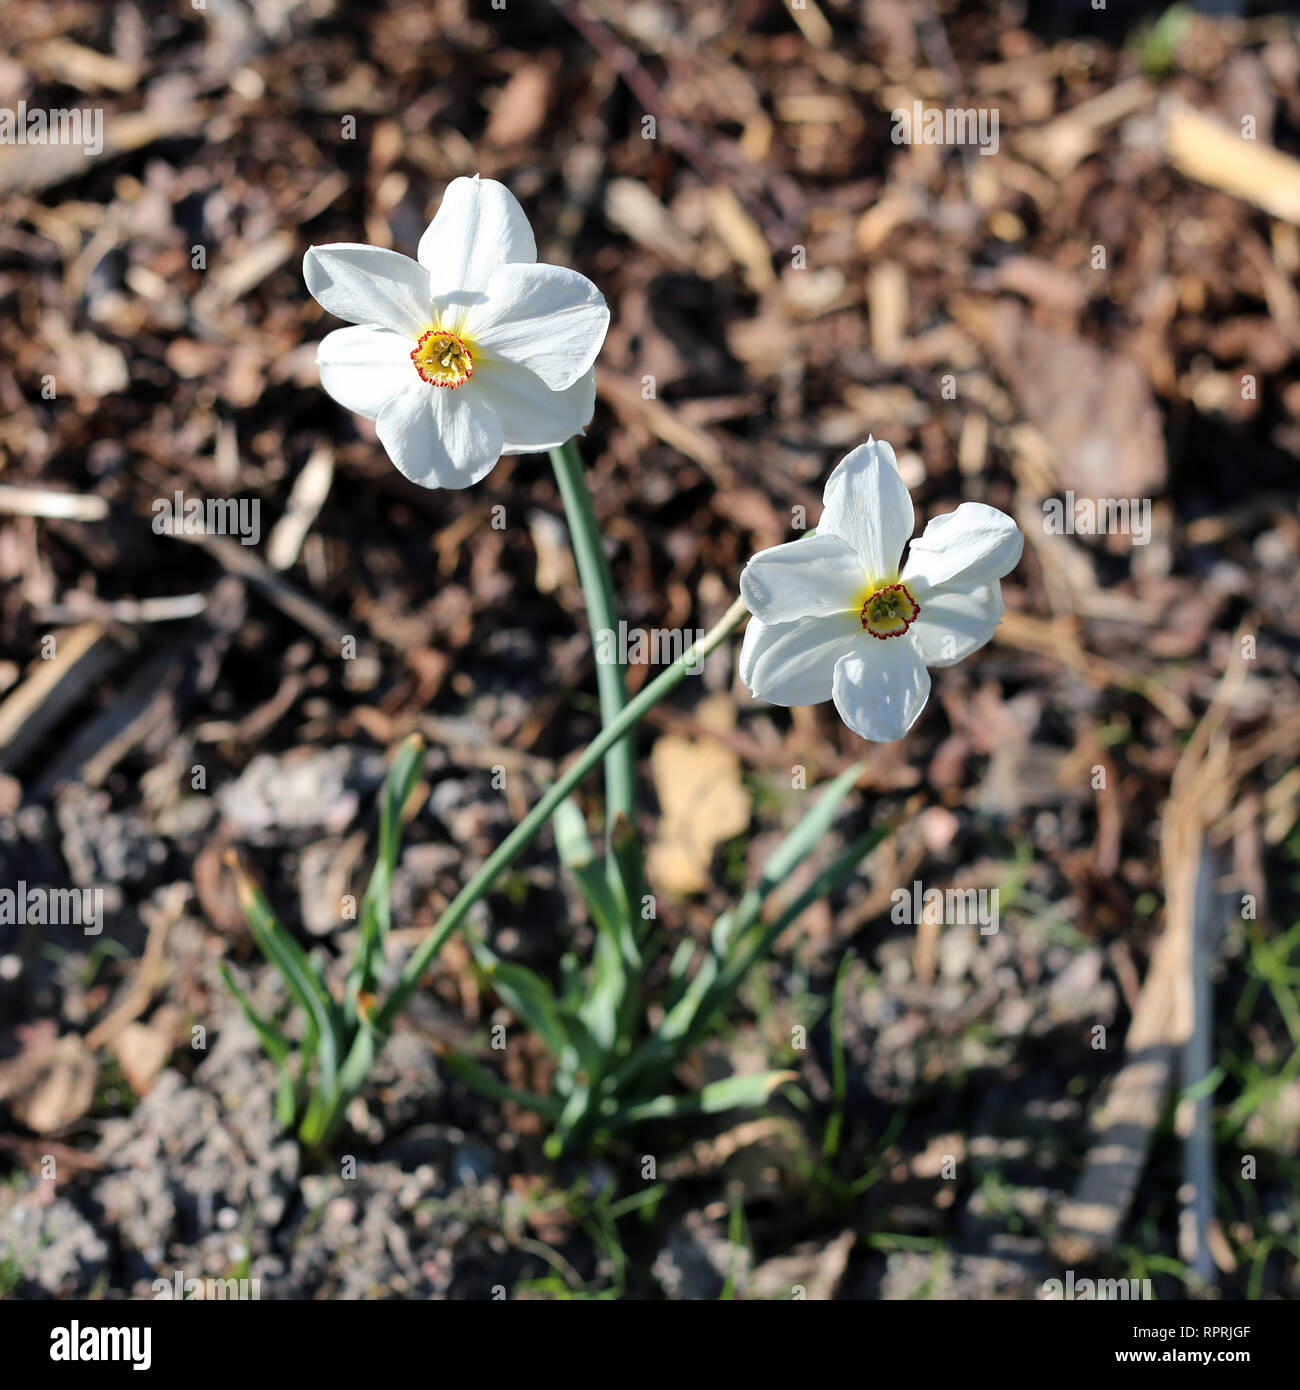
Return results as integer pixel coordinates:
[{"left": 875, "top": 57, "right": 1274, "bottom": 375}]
[
  {"left": 411, "top": 329, "right": 474, "bottom": 388},
  {"left": 860, "top": 582, "right": 920, "bottom": 639}
]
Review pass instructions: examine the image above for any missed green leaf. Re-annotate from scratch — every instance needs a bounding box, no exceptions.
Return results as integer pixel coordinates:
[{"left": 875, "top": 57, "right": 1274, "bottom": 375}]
[
  {"left": 349, "top": 733, "right": 424, "bottom": 1015},
  {"left": 663, "top": 938, "right": 698, "bottom": 1012},
  {"left": 550, "top": 439, "right": 640, "bottom": 920},
  {"left": 474, "top": 944, "right": 600, "bottom": 1071},
  {"left": 578, "top": 932, "right": 623, "bottom": 1054},
  {"left": 553, "top": 795, "right": 638, "bottom": 1060},
  {"left": 746, "top": 822, "right": 893, "bottom": 962},
  {"left": 613, "top": 1070, "right": 799, "bottom": 1125},
  {"left": 229, "top": 852, "right": 342, "bottom": 1094},
  {"left": 441, "top": 1048, "right": 563, "bottom": 1120},
  {"left": 219, "top": 962, "right": 297, "bottom": 1127},
  {"left": 712, "top": 760, "right": 865, "bottom": 957},
  {"left": 548, "top": 1077, "right": 594, "bottom": 1156},
  {"left": 553, "top": 796, "right": 630, "bottom": 957},
  {"left": 611, "top": 950, "right": 719, "bottom": 1093},
  {"left": 822, "top": 950, "right": 855, "bottom": 1164},
  {"left": 678, "top": 821, "right": 895, "bottom": 1084}
]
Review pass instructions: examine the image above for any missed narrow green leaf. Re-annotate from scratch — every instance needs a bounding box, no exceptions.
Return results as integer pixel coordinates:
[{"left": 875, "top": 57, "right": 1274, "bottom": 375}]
[
  {"left": 474, "top": 944, "right": 600, "bottom": 1071},
  {"left": 219, "top": 962, "right": 297, "bottom": 1127},
  {"left": 611, "top": 951, "right": 718, "bottom": 1092},
  {"left": 578, "top": 932, "right": 623, "bottom": 1054},
  {"left": 736, "top": 823, "right": 894, "bottom": 976},
  {"left": 349, "top": 733, "right": 424, "bottom": 1013},
  {"left": 441, "top": 1048, "right": 563, "bottom": 1119},
  {"left": 614, "top": 1070, "right": 799, "bottom": 1125},
  {"left": 696, "top": 823, "right": 894, "bottom": 1055},
  {"left": 712, "top": 760, "right": 865, "bottom": 957},
  {"left": 228, "top": 851, "right": 342, "bottom": 1092},
  {"left": 550, "top": 439, "right": 639, "bottom": 919},
  {"left": 553, "top": 796, "right": 630, "bottom": 957},
  {"left": 822, "top": 950, "right": 855, "bottom": 1164}
]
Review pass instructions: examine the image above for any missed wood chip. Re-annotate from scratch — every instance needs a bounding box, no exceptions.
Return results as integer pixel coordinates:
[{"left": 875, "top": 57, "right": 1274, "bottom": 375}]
[
  {"left": 0, "top": 623, "right": 124, "bottom": 774},
  {"left": 1162, "top": 94, "right": 1300, "bottom": 225},
  {"left": 267, "top": 441, "right": 334, "bottom": 571},
  {"left": 708, "top": 186, "right": 776, "bottom": 291}
]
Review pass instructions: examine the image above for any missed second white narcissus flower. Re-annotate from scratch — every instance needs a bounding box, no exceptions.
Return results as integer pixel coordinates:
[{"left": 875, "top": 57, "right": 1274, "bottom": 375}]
[
  {"left": 303, "top": 175, "right": 610, "bottom": 490},
  {"left": 739, "top": 439, "right": 1023, "bottom": 742}
]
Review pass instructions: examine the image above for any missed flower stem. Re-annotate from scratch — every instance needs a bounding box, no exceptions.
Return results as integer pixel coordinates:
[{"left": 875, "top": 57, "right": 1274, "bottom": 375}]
[
  {"left": 548, "top": 437, "right": 640, "bottom": 914},
  {"left": 367, "top": 593, "right": 749, "bottom": 1041}
]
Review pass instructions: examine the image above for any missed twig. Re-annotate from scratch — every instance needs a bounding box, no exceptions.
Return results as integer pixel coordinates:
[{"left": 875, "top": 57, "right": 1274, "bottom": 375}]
[
  {"left": 0, "top": 485, "right": 109, "bottom": 522},
  {"left": 0, "top": 623, "right": 125, "bottom": 773},
  {"left": 559, "top": 1, "right": 797, "bottom": 245},
  {"left": 1053, "top": 633, "right": 1262, "bottom": 1263}
]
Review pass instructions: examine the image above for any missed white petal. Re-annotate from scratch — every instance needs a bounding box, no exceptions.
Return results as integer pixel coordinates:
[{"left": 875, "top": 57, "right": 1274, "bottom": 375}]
[
  {"left": 901, "top": 502, "right": 1024, "bottom": 593},
  {"left": 739, "top": 534, "right": 866, "bottom": 624},
  {"left": 418, "top": 175, "right": 537, "bottom": 313},
  {"left": 469, "top": 263, "right": 610, "bottom": 391},
  {"left": 818, "top": 438, "right": 914, "bottom": 584},
  {"left": 832, "top": 638, "right": 931, "bottom": 743},
  {"left": 303, "top": 245, "right": 432, "bottom": 337},
  {"left": 316, "top": 324, "right": 412, "bottom": 420},
  {"left": 375, "top": 382, "right": 504, "bottom": 490},
  {"left": 739, "top": 614, "right": 862, "bottom": 707},
  {"left": 910, "top": 580, "right": 1005, "bottom": 668},
  {"left": 474, "top": 359, "right": 596, "bottom": 454}
]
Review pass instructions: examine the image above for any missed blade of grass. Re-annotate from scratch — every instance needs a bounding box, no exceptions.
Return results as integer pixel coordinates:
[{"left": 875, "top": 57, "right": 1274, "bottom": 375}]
[
  {"left": 349, "top": 734, "right": 424, "bottom": 1013},
  {"left": 226, "top": 850, "right": 341, "bottom": 1095},
  {"left": 612, "top": 1069, "right": 798, "bottom": 1125},
  {"left": 219, "top": 962, "right": 297, "bottom": 1127},
  {"left": 712, "top": 759, "right": 866, "bottom": 957},
  {"left": 440, "top": 1048, "right": 563, "bottom": 1120}
]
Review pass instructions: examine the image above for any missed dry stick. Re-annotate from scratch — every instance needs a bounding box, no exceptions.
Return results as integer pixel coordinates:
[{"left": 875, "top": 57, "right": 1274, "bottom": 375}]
[
  {"left": 266, "top": 441, "right": 335, "bottom": 572},
  {"left": 29, "top": 579, "right": 246, "bottom": 799},
  {"left": 84, "top": 883, "right": 186, "bottom": 1052},
  {"left": 559, "top": 1, "right": 797, "bottom": 245},
  {"left": 996, "top": 609, "right": 1193, "bottom": 729},
  {"left": 1179, "top": 845, "right": 1219, "bottom": 1286},
  {"left": 171, "top": 530, "right": 350, "bottom": 650},
  {"left": 0, "top": 485, "right": 109, "bottom": 522},
  {"left": 0, "top": 623, "right": 125, "bottom": 773},
  {"left": 1054, "top": 639, "right": 1261, "bottom": 1264}
]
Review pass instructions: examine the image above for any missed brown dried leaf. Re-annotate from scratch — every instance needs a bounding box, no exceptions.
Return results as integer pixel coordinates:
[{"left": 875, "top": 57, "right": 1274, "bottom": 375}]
[
  {"left": 648, "top": 720, "right": 750, "bottom": 897},
  {"left": 0, "top": 1034, "right": 97, "bottom": 1134}
]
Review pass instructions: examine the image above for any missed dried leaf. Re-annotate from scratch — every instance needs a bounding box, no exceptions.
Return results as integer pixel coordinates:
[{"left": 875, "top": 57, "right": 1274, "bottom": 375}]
[
  {"left": 648, "top": 717, "right": 750, "bottom": 897},
  {"left": 0, "top": 1034, "right": 97, "bottom": 1134}
]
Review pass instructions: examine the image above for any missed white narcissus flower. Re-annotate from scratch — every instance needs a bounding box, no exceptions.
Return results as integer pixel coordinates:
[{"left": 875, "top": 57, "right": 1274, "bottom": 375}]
[
  {"left": 739, "top": 438, "right": 1024, "bottom": 742},
  {"left": 303, "top": 175, "right": 610, "bottom": 490}
]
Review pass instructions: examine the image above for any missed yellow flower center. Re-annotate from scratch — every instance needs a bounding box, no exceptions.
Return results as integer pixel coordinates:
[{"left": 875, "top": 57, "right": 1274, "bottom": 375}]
[
  {"left": 411, "top": 328, "right": 474, "bottom": 388},
  {"left": 859, "top": 582, "right": 920, "bottom": 639}
]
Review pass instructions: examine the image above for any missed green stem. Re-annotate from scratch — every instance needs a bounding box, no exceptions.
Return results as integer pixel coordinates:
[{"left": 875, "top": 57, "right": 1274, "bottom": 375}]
[
  {"left": 549, "top": 438, "right": 639, "bottom": 914},
  {"left": 366, "top": 593, "right": 749, "bottom": 1043}
]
